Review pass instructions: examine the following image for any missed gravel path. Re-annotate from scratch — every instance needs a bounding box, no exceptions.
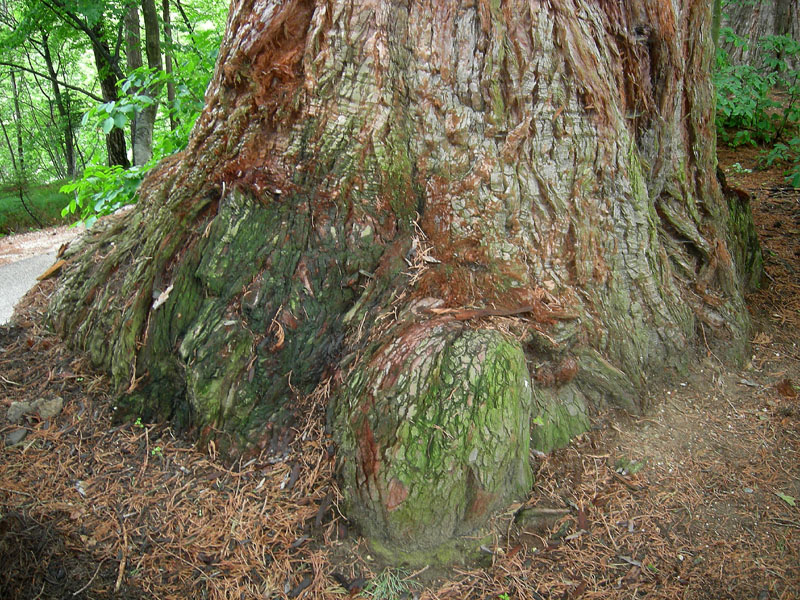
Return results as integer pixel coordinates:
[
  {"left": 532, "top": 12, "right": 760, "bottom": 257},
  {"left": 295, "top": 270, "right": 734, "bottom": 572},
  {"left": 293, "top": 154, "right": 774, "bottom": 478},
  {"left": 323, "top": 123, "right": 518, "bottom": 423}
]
[
  {"left": 0, "top": 225, "right": 84, "bottom": 324},
  {"left": 0, "top": 225, "right": 83, "bottom": 267}
]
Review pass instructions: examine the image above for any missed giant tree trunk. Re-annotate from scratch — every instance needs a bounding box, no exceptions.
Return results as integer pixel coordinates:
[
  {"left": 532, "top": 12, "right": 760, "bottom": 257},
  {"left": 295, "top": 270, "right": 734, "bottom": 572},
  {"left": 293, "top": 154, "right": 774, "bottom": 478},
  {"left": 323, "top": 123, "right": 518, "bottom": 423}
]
[{"left": 49, "top": 0, "right": 761, "bottom": 565}]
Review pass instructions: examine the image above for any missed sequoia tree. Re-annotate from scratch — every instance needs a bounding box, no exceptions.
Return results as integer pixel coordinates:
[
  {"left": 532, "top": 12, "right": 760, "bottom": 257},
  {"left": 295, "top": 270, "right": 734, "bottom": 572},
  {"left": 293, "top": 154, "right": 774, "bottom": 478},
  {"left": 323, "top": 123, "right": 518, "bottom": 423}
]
[{"left": 48, "top": 0, "right": 761, "bottom": 565}]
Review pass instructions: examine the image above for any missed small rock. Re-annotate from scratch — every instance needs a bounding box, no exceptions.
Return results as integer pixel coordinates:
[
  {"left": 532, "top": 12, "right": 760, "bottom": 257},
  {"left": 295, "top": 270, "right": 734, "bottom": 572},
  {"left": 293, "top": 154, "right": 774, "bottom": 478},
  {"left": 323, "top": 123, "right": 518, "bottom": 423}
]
[
  {"left": 7, "top": 401, "right": 32, "bottom": 424},
  {"left": 5, "top": 428, "right": 28, "bottom": 446},
  {"left": 35, "top": 397, "right": 63, "bottom": 420}
]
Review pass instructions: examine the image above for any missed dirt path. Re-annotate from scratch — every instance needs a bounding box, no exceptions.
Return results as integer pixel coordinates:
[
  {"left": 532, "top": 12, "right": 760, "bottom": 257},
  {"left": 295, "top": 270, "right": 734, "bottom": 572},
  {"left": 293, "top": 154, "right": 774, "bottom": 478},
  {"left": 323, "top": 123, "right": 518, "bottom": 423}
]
[{"left": 0, "top": 225, "right": 83, "bottom": 267}]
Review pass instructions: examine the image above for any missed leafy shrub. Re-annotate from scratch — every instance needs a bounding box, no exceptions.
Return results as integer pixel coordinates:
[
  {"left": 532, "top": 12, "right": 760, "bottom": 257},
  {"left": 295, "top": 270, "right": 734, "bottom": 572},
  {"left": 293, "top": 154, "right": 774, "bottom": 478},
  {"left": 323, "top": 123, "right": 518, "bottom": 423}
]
[
  {"left": 763, "top": 139, "right": 800, "bottom": 187},
  {"left": 714, "top": 28, "right": 800, "bottom": 187},
  {"left": 83, "top": 68, "right": 165, "bottom": 136},
  {"left": 63, "top": 53, "right": 213, "bottom": 226},
  {"left": 60, "top": 164, "right": 148, "bottom": 227}
]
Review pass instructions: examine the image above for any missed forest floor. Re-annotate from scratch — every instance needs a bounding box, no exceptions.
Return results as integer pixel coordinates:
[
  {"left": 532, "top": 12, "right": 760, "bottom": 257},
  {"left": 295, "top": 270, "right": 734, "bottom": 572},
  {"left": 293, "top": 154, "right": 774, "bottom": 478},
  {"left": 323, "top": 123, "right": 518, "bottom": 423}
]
[{"left": 0, "top": 149, "right": 798, "bottom": 600}]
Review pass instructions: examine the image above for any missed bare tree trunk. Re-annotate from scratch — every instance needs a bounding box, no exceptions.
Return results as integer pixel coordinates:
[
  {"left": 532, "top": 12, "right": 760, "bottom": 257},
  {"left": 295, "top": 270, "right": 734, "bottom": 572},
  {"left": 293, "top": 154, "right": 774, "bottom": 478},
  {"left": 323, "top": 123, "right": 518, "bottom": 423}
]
[
  {"left": 775, "top": 0, "right": 794, "bottom": 36},
  {"left": 722, "top": 0, "right": 800, "bottom": 69},
  {"left": 0, "top": 99, "right": 20, "bottom": 176},
  {"left": 0, "top": 81, "right": 41, "bottom": 228},
  {"left": 9, "top": 69, "right": 24, "bottom": 179},
  {"left": 91, "top": 21, "right": 130, "bottom": 168},
  {"left": 41, "top": 32, "right": 76, "bottom": 178},
  {"left": 162, "top": 0, "right": 178, "bottom": 131},
  {"left": 125, "top": 4, "right": 143, "bottom": 164},
  {"left": 132, "top": 0, "right": 163, "bottom": 165},
  {"left": 49, "top": 0, "right": 761, "bottom": 565}
]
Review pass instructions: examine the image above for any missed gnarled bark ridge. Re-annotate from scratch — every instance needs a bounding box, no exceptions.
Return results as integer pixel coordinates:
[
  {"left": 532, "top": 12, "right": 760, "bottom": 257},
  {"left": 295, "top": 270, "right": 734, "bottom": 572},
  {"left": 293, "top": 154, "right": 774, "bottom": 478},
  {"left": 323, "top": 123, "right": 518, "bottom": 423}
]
[{"left": 49, "top": 0, "right": 761, "bottom": 565}]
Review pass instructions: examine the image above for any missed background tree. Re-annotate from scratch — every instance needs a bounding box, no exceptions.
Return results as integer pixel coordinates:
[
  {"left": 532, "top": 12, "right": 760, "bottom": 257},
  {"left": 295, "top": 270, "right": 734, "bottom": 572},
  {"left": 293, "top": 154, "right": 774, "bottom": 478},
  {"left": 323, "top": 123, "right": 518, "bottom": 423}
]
[
  {"left": 124, "top": 0, "right": 164, "bottom": 165},
  {"left": 0, "top": 0, "right": 226, "bottom": 189},
  {"left": 715, "top": 0, "right": 800, "bottom": 186},
  {"left": 40, "top": 30, "right": 80, "bottom": 177},
  {"left": 48, "top": 0, "right": 761, "bottom": 564},
  {"left": 721, "top": 0, "right": 799, "bottom": 68}
]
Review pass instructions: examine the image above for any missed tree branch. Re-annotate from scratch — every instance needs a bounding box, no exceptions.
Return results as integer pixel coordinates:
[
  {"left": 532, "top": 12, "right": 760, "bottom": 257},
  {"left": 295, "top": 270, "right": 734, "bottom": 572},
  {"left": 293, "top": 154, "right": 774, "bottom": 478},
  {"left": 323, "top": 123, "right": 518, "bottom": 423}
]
[
  {"left": 0, "top": 60, "right": 103, "bottom": 101},
  {"left": 38, "top": 0, "right": 125, "bottom": 81},
  {"left": 172, "top": 0, "right": 194, "bottom": 35}
]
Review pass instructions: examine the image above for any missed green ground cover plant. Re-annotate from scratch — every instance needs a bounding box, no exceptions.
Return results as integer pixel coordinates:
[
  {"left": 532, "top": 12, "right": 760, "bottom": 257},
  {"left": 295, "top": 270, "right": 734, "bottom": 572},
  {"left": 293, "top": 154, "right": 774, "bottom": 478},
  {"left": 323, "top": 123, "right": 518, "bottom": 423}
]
[{"left": 0, "top": 181, "right": 72, "bottom": 235}]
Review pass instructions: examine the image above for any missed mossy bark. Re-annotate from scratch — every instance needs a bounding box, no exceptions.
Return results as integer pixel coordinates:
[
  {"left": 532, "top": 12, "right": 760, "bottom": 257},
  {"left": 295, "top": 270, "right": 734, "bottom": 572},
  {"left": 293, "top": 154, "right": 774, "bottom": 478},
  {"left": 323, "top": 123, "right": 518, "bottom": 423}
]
[
  {"left": 333, "top": 325, "right": 532, "bottom": 565},
  {"left": 48, "top": 0, "right": 760, "bottom": 563}
]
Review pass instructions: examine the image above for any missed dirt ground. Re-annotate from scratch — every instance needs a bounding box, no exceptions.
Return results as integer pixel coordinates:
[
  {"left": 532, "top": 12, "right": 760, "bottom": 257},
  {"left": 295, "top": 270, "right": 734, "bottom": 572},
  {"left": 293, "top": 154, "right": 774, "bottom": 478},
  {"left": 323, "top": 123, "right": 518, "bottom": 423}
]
[
  {"left": 0, "top": 225, "right": 82, "bottom": 266},
  {"left": 0, "top": 150, "right": 797, "bottom": 600}
]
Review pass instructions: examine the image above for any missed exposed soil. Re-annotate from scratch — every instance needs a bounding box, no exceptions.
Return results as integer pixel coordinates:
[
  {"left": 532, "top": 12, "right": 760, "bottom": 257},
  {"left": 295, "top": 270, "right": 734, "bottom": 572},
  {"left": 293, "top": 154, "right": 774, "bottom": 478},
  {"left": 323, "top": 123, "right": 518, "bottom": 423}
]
[{"left": 0, "top": 152, "right": 798, "bottom": 599}]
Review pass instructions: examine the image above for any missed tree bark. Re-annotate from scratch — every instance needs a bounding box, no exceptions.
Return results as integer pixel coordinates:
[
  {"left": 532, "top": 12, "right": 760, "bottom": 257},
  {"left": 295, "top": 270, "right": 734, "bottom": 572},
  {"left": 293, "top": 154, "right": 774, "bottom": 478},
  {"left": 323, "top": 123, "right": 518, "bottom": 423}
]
[
  {"left": 91, "top": 21, "right": 130, "bottom": 168},
  {"left": 10, "top": 69, "right": 24, "bottom": 179},
  {"left": 125, "top": 0, "right": 165, "bottom": 166},
  {"left": 775, "top": 0, "right": 794, "bottom": 36},
  {"left": 162, "top": 0, "right": 178, "bottom": 131},
  {"left": 41, "top": 33, "right": 76, "bottom": 178},
  {"left": 125, "top": 4, "right": 143, "bottom": 163},
  {"left": 133, "top": 0, "right": 164, "bottom": 165},
  {"left": 49, "top": 0, "right": 761, "bottom": 565}
]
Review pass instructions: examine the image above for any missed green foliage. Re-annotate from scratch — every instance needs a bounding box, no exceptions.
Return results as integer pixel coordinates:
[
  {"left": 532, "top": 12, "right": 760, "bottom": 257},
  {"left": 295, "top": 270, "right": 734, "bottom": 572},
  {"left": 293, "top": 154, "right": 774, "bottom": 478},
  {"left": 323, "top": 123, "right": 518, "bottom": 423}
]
[
  {"left": 0, "top": 0, "right": 228, "bottom": 228},
  {"left": 64, "top": 11, "right": 226, "bottom": 225},
  {"left": 0, "top": 181, "right": 73, "bottom": 234},
  {"left": 60, "top": 163, "right": 148, "bottom": 227},
  {"left": 714, "top": 30, "right": 800, "bottom": 145},
  {"left": 614, "top": 457, "right": 646, "bottom": 476},
  {"left": 83, "top": 68, "right": 164, "bottom": 135},
  {"left": 763, "top": 139, "right": 800, "bottom": 187},
  {"left": 714, "top": 28, "right": 800, "bottom": 187},
  {"left": 729, "top": 162, "right": 752, "bottom": 174}
]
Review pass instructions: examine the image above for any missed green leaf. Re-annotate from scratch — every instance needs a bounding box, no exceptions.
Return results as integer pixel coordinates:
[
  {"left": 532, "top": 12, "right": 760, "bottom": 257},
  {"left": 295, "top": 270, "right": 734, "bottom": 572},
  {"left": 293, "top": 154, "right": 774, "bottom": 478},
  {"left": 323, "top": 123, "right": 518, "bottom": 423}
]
[
  {"left": 776, "top": 492, "right": 796, "bottom": 507},
  {"left": 113, "top": 113, "right": 128, "bottom": 129},
  {"left": 101, "top": 117, "right": 115, "bottom": 134}
]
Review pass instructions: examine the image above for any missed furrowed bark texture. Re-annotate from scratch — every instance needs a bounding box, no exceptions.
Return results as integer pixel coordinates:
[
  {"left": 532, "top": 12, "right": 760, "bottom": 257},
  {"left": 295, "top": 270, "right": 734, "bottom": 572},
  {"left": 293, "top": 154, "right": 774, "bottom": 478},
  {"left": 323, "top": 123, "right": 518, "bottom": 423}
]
[{"left": 49, "top": 0, "right": 759, "bottom": 563}]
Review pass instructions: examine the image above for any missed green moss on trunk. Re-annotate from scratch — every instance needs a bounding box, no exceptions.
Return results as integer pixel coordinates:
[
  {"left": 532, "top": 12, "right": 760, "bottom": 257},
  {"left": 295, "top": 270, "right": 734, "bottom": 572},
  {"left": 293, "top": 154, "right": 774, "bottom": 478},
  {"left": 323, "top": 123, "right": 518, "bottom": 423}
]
[
  {"left": 333, "top": 327, "right": 532, "bottom": 565},
  {"left": 47, "top": 0, "right": 762, "bottom": 567}
]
